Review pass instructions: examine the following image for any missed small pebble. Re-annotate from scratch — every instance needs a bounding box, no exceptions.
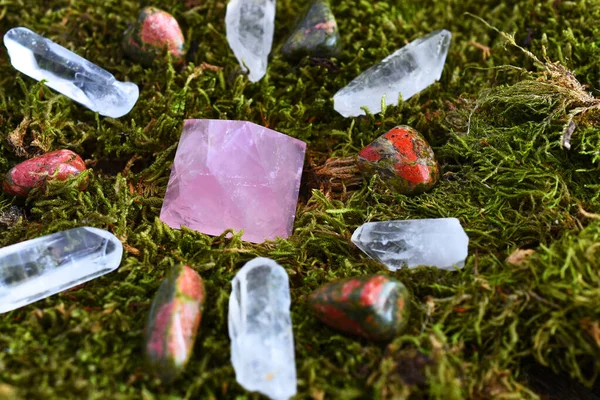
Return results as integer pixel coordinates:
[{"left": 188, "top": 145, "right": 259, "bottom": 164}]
[
  {"left": 123, "top": 7, "right": 185, "bottom": 66},
  {"left": 145, "top": 265, "right": 205, "bottom": 383},
  {"left": 357, "top": 125, "right": 439, "bottom": 194},
  {"left": 3, "top": 150, "right": 87, "bottom": 197},
  {"left": 282, "top": 0, "right": 341, "bottom": 61},
  {"left": 307, "top": 275, "right": 410, "bottom": 341}
]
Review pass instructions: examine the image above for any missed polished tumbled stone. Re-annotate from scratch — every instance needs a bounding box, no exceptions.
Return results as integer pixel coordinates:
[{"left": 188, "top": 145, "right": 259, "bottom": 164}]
[
  {"left": 351, "top": 218, "right": 468, "bottom": 270},
  {"left": 281, "top": 0, "right": 341, "bottom": 60},
  {"left": 4, "top": 27, "right": 139, "bottom": 118},
  {"left": 308, "top": 275, "right": 410, "bottom": 341},
  {"left": 160, "top": 119, "right": 306, "bottom": 244},
  {"left": 226, "top": 0, "right": 275, "bottom": 82},
  {"left": 228, "top": 258, "right": 297, "bottom": 400},
  {"left": 0, "top": 227, "right": 123, "bottom": 313},
  {"left": 357, "top": 126, "right": 439, "bottom": 195},
  {"left": 145, "top": 265, "right": 205, "bottom": 383},
  {"left": 334, "top": 30, "right": 451, "bottom": 117},
  {"left": 3, "top": 149, "right": 88, "bottom": 197},
  {"left": 123, "top": 7, "right": 185, "bottom": 66}
]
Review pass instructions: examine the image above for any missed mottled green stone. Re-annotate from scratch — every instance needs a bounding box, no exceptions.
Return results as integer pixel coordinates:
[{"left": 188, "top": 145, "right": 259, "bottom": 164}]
[
  {"left": 357, "top": 126, "right": 439, "bottom": 195},
  {"left": 281, "top": 0, "right": 341, "bottom": 61},
  {"left": 144, "top": 265, "right": 205, "bottom": 383},
  {"left": 307, "top": 275, "right": 410, "bottom": 341},
  {"left": 123, "top": 7, "right": 185, "bottom": 67}
]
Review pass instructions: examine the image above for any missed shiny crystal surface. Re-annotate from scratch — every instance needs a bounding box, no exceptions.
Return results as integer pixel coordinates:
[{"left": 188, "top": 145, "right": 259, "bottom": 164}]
[
  {"left": 334, "top": 30, "right": 451, "bottom": 117},
  {"left": 228, "top": 258, "right": 297, "bottom": 400},
  {"left": 0, "top": 227, "right": 123, "bottom": 313},
  {"left": 226, "top": 0, "right": 276, "bottom": 82},
  {"left": 4, "top": 27, "right": 139, "bottom": 118},
  {"left": 351, "top": 218, "right": 468, "bottom": 270},
  {"left": 159, "top": 119, "right": 306, "bottom": 244}
]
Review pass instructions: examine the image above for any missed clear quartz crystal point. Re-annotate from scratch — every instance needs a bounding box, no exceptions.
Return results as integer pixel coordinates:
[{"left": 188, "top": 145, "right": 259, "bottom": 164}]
[
  {"left": 3, "top": 27, "right": 139, "bottom": 118},
  {"left": 334, "top": 30, "right": 452, "bottom": 117},
  {"left": 225, "top": 0, "right": 276, "bottom": 82},
  {"left": 0, "top": 227, "right": 123, "bottom": 313},
  {"left": 228, "top": 257, "right": 297, "bottom": 400},
  {"left": 351, "top": 218, "right": 468, "bottom": 271}
]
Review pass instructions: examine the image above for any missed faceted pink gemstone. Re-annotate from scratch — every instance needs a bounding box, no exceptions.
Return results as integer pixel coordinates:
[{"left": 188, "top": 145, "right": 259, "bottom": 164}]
[{"left": 160, "top": 119, "right": 307, "bottom": 243}]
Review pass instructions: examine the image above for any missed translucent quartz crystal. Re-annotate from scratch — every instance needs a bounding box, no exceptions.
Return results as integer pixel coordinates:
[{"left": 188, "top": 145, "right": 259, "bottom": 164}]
[
  {"left": 352, "top": 218, "right": 468, "bottom": 271},
  {"left": 334, "top": 30, "right": 451, "bottom": 117},
  {"left": 228, "top": 258, "right": 297, "bottom": 400},
  {"left": 0, "top": 227, "right": 123, "bottom": 313},
  {"left": 226, "top": 0, "right": 276, "bottom": 82},
  {"left": 159, "top": 119, "right": 306, "bottom": 244},
  {"left": 4, "top": 27, "right": 139, "bottom": 118}
]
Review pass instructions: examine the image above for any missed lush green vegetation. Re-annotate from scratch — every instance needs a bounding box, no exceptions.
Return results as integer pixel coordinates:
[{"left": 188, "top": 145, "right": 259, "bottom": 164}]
[{"left": 1, "top": 0, "right": 600, "bottom": 398}]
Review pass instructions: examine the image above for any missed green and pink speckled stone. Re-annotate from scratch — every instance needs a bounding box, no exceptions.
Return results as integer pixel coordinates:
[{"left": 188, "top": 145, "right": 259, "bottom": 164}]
[
  {"left": 3, "top": 149, "right": 87, "bottom": 197},
  {"left": 145, "top": 265, "right": 205, "bottom": 383},
  {"left": 123, "top": 7, "right": 185, "bottom": 66},
  {"left": 307, "top": 275, "right": 410, "bottom": 342},
  {"left": 358, "top": 126, "right": 439, "bottom": 195},
  {"left": 282, "top": 0, "right": 341, "bottom": 60}
]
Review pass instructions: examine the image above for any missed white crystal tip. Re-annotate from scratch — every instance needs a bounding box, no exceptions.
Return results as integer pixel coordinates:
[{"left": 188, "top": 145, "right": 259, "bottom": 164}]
[
  {"left": 228, "top": 257, "right": 297, "bottom": 400},
  {"left": 225, "top": 0, "right": 275, "bottom": 83},
  {"left": 352, "top": 218, "right": 468, "bottom": 271},
  {"left": 333, "top": 29, "right": 452, "bottom": 118},
  {"left": 0, "top": 226, "right": 123, "bottom": 313},
  {"left": 3, "top": 27, "right": 139, "bottom": 118}
]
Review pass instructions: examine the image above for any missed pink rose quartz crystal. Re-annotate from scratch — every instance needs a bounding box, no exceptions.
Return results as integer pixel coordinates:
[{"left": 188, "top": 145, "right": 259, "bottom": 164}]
[{"left": 160, "top": 119, "right": 307, "bottom": 243}]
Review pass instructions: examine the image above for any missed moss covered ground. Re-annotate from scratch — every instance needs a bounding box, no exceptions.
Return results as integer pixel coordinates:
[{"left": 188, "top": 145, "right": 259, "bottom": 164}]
[{"left": 1, "top": 0, "right": 600, "bottom": 398}]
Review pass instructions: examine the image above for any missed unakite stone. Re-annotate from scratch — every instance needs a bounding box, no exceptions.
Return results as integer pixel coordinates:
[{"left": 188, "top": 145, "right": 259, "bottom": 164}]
[
  {"left": 145, "top": 265, "right": 205, "bottom": 383},
  {"left": 123, "top": 7, "right": 185, "bottom": 66},
  {"left": 3, "top": 150, "right": 88, "bottom": 197},
  {"left": 0, "top": 227, "right": 123, "bottom": 313},
  {"left": 357, "top": 126, "right": 439, "bottom": 194},
  {"left": 281, "top": 0, "right": 341, "bottom": 60},
  {"left": 307, "top": 275, "right": 410, "bottom": 341}
]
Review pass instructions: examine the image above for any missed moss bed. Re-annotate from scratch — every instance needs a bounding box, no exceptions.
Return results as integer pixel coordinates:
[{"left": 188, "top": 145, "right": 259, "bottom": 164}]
[{"left": 1, "top": 0, "right": 600, "bottom": 398}]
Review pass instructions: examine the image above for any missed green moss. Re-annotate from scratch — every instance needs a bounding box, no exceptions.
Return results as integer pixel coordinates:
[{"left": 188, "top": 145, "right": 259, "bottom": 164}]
[{"left": 1, "top": 0, "right": 600, "bottom": 398}]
